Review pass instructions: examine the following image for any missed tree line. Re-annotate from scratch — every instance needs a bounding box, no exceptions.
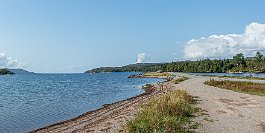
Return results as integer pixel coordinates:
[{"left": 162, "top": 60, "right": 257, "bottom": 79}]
[{"left": 85, "top": 52, "right": 265, "bottom": 73}]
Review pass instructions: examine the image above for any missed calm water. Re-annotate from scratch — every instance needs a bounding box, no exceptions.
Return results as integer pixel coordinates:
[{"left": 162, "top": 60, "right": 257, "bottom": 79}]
[
  {"left": 192, "top": 72, "right": 265, "bottom": 78},
  {"left": 0, "top": 72, "right": 161, "bottom": 133}
]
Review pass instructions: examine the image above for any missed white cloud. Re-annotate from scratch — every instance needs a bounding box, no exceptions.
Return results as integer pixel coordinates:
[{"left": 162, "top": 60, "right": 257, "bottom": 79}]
[
  {"left": 136, "top": 53, "right": 150, "bottom": 63},
  {"left": 0, "top": 53, "right": 25, "bottom": 69},
  {"left": 184, "top": 22, "right": 265, "bottom": 59}
]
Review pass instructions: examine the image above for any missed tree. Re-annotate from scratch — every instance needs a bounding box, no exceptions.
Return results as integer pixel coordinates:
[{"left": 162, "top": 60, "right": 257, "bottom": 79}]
[
  {"left": 255, "top": 51, "right": 263, "bottom": 62},
  {"left": 233, "top": 53, "right": 246, "bottom": 67}
]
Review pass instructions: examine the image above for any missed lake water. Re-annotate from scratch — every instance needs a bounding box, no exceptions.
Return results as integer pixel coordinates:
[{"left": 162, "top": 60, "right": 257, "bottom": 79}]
[
  {"left": 0, "top": 72, "right": 161, "bottom": 133},
  {"left": 192, "top": 72, "right": 265, "bottom": 78}
]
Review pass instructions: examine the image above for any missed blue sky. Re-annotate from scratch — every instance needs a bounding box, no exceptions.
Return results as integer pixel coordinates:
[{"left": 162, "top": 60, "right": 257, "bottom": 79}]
[{"left": 0, "top": 0, "right": 265, "bottom": 73}]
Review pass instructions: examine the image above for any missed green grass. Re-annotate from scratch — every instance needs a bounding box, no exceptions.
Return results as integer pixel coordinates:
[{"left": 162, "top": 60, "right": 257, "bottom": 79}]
[
  {"left": 205, "top": 79, "right": 265, "bottom": 96},
  {"left": 173, "top": 77, "right": 189, "bottom": 84},
  {"left": 124, "top": 90, "right": 197, "bottom": 133}
]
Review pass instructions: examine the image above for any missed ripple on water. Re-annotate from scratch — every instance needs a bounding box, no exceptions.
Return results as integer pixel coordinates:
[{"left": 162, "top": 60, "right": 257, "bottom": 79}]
[{"left": 0, "top": 73, "right": 162, "bottom": 133}]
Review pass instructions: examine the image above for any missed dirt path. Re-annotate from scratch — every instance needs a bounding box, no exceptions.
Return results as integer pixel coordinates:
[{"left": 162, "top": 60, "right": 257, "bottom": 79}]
[{"left": 174, "top": 74, "right": 265, "bottom": 133}]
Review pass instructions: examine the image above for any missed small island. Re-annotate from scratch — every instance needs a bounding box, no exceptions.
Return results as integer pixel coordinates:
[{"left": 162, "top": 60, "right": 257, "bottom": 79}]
[{"left": 0, "top": 68, "right": 15, "bottom": 75}]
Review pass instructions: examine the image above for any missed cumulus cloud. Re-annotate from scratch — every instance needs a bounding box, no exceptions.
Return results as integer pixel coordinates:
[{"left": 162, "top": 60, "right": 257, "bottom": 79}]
[
  {"left": 136, "top": 53, "right": 150, "bottom": 63},
  {"left": 0, "top": 53, "right": 25, "bottom": 69},
  {"left": 184, "top": 22, "right": 265, "bottom": 59}
]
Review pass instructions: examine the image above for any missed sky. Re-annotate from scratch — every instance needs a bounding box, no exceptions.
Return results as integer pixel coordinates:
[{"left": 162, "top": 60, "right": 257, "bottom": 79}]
[{"left": 0, "top": 0, "right": 265, "bottom": 73}]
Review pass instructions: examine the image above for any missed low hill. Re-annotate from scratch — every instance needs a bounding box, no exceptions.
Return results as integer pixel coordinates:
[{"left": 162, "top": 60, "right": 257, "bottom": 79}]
[{"left": 85, "top": 63, "right": 166, "bottom": 73}]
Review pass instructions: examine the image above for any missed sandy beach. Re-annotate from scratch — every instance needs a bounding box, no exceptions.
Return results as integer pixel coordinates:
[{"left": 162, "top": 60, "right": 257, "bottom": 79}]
[{"left": 31, "top": 73, "right": 265, "bottom": 133}]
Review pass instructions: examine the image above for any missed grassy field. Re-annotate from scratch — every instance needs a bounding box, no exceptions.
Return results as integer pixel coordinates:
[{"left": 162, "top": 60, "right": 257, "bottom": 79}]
[
  {"left": 124, "top": 90, "right": 197, "bottom": 133},
  {"left": 205, "top": 79, "right": 265, "bottom": 96}
]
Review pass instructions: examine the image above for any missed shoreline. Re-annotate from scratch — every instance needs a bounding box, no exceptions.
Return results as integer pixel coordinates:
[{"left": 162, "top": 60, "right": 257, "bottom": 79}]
[
  {"left": 30, "top": 75, "right": 168, "bottom": 133},
  {"left": 30, "top": 73, "right": 265, "bottom": 133}
]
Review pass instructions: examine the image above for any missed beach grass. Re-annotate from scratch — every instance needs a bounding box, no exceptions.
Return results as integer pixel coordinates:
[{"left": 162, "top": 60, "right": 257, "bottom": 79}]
[
  {"left": 143, "top": 72, "right": 171, "bottom": 77},
  {"left": 205, "top": 79, "right": 265, "bottom": 96},
  {"left": 124, "top": 90, "right": 197, "bottom": 133},
  {"left": 173, "top": 77, "right": 189, "bottom": 84},
  {"left": 219, "top": 75, "right": 265, "bottom": 80},
  {"left": 199, "top": 74, "right": 265, "bottom": 80}
]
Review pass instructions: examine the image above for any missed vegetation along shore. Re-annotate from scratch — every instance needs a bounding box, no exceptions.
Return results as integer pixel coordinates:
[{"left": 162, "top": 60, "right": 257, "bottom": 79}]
[{"left": 205, "top": 79, "right": 265, "bottom": 96}]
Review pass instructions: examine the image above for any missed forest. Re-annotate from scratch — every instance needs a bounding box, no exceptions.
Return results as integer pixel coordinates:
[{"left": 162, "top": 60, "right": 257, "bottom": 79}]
[{"left": 85, "top": 52, "right": 265, "bottom": 73}]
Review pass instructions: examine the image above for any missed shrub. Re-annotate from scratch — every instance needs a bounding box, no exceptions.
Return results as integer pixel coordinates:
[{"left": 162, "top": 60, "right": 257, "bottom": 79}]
[{"left": 125, "top": 90, "right": 196, "bottom": 133}]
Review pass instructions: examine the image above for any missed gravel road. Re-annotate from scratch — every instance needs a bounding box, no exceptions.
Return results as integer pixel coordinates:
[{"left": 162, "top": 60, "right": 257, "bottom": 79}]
[{"left": 174, "top": 73, "right": 265, "bottom": 133}]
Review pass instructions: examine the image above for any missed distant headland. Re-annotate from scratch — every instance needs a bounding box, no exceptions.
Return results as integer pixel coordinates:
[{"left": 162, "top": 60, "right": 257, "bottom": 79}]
[
  {"left": 0, "top": 68, "right": 15, "bottom": 75},
  {"left": 85, "top": 52, "right": 265, "bottom": 74},
  {"left": 0, "top": 68, "right": 33, "bottom": 75}
]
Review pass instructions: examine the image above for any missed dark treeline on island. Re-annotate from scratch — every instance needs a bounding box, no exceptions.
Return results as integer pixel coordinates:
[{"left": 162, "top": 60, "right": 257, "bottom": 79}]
[
  {"left": 0, "top": 68, "right": 33, "bottom": 75},
  {"left": 8, "top": 69, "right": 34, "bottom": 74},
  {"left": 85, "top": 52, "right": 265, "bottom": 73},
  {"left": 85, "top": 63, "right": 165, "bottom": 73},
  {"left": 0, "top": 68, "right": 15, "bottom": 75}
]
